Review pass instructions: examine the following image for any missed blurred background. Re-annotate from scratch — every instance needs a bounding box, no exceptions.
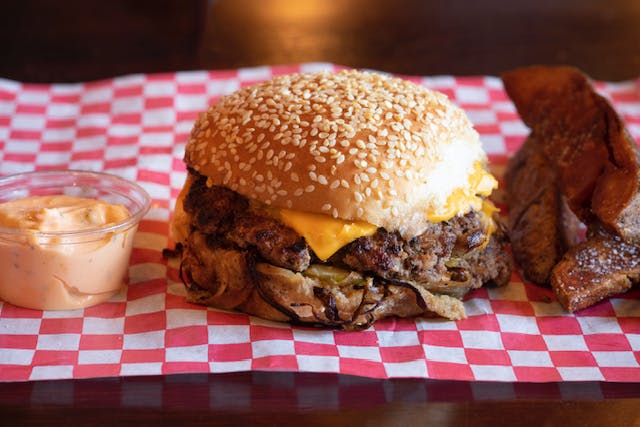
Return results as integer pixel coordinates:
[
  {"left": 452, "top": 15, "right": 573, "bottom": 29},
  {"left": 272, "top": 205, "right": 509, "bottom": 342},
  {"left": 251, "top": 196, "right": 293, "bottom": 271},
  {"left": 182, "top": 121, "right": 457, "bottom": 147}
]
[{"left": 1, "top": 0, "right": 640, "bottom": 82}]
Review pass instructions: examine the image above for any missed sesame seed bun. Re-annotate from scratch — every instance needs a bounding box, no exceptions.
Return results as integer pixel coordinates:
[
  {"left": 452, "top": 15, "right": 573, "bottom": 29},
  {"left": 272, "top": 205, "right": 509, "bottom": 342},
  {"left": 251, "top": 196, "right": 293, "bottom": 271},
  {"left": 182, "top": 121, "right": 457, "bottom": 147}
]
[{"left": 184, "top": 69, "right": 491, "bottom": 236}]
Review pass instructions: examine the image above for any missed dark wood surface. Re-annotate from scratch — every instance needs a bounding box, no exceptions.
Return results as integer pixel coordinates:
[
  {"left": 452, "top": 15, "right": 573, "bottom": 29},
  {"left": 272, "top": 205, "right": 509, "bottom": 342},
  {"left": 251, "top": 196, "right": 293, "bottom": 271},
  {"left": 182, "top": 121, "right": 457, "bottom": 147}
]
[
  {"left": 2, "top": 0, "right": 640, "bottom": 425},
  {"left": 2, "top": 373, "right": 640, "bottom": 426}
]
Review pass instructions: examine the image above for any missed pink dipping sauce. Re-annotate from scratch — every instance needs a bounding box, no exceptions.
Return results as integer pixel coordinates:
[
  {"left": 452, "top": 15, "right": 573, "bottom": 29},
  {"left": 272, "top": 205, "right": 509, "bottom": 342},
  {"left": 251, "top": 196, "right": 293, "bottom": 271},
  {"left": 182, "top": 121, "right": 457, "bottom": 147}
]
[{"left": 0, "top": 195, "right": 136, "bottom": 310}]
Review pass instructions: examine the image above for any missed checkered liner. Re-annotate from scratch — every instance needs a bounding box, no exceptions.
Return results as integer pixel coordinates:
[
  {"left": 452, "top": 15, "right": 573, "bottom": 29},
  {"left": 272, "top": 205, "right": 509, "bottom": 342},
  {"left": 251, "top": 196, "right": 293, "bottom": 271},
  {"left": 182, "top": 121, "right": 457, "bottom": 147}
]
[{"left": 0, "top": 63, "right": 638, "bottom": 383}]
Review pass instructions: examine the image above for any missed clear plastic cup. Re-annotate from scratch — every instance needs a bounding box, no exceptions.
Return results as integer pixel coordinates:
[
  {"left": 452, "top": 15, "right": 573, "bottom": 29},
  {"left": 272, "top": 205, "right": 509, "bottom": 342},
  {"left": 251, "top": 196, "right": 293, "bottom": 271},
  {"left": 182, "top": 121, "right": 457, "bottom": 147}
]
[{"left": 0, "top": 170, "right": 151, "bottom": 310}]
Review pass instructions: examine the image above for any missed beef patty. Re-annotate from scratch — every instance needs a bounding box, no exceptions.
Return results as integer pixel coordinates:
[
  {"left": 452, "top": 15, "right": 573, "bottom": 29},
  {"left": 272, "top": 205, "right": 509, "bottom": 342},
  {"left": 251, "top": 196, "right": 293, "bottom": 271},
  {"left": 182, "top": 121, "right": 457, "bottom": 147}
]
[{"left": 181, "top": 171, "right": 510, "bottom": 300}]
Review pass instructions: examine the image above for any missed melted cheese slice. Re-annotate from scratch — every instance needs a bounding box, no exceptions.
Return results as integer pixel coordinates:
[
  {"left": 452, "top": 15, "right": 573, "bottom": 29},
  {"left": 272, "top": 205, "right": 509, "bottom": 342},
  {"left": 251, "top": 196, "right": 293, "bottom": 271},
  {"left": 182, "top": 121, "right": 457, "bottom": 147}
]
[
  {"left": 426, "top": 161, "right": 498, "bottom": 222},
  {"left": 478, "top": 199, "right": 499, "bottom": 250},
  {"left": 279, "top": 209, "right": 378, "bottom": 260}
]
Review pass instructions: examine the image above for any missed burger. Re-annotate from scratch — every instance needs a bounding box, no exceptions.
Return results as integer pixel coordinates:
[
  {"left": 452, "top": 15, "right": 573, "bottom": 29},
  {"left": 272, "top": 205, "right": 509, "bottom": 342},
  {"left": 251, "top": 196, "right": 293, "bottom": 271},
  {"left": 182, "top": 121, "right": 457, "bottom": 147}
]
[{"left": 171, "top": 69, "right": 510, "bottom": 330}]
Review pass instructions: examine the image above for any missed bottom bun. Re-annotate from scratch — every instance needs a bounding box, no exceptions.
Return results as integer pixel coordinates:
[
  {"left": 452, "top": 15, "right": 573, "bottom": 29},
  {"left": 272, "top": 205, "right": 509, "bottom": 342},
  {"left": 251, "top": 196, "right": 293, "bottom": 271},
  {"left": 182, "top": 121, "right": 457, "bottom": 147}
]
[{"left": 181, "top": 242, "right": 465, "bottom": 330}]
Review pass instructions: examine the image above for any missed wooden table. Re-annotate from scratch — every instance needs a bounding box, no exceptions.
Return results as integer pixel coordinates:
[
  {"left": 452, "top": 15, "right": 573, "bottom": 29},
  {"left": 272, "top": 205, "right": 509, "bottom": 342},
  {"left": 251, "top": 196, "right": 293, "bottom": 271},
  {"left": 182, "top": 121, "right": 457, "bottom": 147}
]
[{"left": 1, "top": 0, "right": 640, "bottom": 425}]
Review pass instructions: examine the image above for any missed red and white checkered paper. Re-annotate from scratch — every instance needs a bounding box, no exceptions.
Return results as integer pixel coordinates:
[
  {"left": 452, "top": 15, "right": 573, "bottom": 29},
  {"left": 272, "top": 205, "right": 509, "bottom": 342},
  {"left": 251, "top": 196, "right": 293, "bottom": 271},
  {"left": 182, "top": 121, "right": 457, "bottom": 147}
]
[{"left": 0, "top": 63, "right": 639, "bottom": 383}]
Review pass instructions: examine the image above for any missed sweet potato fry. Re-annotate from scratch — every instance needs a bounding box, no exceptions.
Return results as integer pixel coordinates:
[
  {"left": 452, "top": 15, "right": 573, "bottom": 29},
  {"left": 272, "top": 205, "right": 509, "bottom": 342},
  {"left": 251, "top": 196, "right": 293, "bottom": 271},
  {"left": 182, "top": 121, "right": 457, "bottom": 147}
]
[
  {"left": 551, "top": 230, "right": 640, "bottom": 312},
  {"left": 502, "top": 65, "right": 640, "bottom": 242},
  {"left": 505, "top": 136, "right": 581, "bottom": 284}
]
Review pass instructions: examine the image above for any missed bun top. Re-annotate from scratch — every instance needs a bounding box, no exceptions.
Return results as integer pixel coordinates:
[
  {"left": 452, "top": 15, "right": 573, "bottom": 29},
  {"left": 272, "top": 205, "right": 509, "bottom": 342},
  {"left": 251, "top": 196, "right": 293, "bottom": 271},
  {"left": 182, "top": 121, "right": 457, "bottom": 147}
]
[{"left": 184, "top": 69, "right": 495, "bottom": 236}]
